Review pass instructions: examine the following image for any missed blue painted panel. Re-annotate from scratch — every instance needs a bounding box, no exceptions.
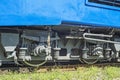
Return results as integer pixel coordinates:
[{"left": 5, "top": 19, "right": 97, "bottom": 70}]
[
  {"left": 0, "top": 0, "right": 120, "bottom": 28},
  {"left": 0, "top": 0, "right": 61, "bottom": 25},
  {"left": 0, "top": 0, "right": 22, "bottom": 15},
  {"left": 77, "top": 0, "right": 120, "bottom": 28}
]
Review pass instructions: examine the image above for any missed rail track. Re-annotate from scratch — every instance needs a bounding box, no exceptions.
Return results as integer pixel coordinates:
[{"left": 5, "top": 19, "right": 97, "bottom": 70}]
[{"left": 0, "top": 62, "right": 120, "bottom": 74}]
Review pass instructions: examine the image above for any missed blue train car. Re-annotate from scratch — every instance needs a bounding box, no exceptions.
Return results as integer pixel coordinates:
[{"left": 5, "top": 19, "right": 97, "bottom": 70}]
[
  {"left": 0, "top": 0, "right": 120, "bottom": 28},
  {"left": 0, "top": 0, "right": 120, "bottom": 66}
]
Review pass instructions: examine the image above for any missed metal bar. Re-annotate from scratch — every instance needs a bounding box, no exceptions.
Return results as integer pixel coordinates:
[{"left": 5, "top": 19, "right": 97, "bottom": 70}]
[
  {"left": 65, "top": 36, "right": 83, "bottom": 39},
  {"left": 83, "top": 33, "right": 120, "bottom": 44},
  {"left": 83, "top": 33, "right": 112, "bottom": 38}
]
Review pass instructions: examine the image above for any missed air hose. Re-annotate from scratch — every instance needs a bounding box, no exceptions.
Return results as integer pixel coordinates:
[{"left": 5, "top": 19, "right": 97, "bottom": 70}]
[
  {"left": 82, "top": 58, "right": 98, "bottom": 64},
  {"left": 23, "top": 59, "right": 47, "bottom": 67},
  {"left": 79, "top": 58, "right": 84, "bottom": 63}
]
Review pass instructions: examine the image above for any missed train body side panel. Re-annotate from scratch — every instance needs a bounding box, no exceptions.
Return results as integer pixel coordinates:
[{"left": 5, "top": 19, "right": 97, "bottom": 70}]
[
  {"left": 0, "top": 0, "right": 120, "bottom": 28},
  {"left": 0, "top": 0, "right": 61, "bottom": 25}
]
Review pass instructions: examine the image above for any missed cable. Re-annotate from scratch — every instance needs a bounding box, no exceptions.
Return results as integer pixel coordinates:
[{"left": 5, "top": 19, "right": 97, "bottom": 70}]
[
  {"left": 23, "top": 59, "right": 47, "bottom": 67},
  {"left": 82, "top": 58, "right": 98, "bottom": 64},
  {"left": 79, "top": 58, "right": 84, "bottom": 63}
]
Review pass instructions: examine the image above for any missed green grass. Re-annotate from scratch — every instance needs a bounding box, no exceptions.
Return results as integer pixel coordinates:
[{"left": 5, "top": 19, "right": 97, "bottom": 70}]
[{"left": 0, "top": 66, "right": 120, "bottom": 80}]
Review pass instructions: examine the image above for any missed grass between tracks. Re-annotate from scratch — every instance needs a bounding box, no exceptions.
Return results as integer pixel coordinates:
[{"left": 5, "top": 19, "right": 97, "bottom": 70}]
[{"left": 0, "top": 66, "right": 120, "bottom": 80}]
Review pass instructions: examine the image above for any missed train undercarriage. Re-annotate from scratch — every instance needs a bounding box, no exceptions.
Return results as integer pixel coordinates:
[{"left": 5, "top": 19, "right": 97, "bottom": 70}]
[{"left": 0, "top": 25, "right": 120, "bottom": 67}]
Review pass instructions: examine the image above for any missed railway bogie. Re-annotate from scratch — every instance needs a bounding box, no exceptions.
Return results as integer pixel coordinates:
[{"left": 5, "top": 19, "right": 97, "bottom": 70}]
[
  {"left": 0, "top": 26, "right": 119, "bottom": 67},
  {"left": 0, "top": 0, "right": 120, "bottom": 67}
]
